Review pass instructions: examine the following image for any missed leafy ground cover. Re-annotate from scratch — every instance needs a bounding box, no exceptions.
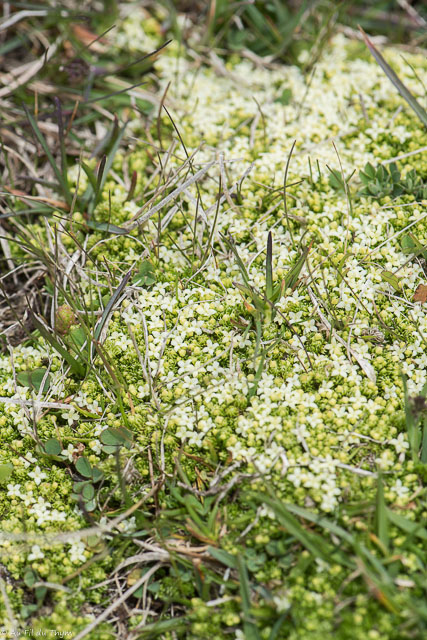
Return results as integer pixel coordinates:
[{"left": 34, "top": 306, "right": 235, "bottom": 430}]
[{"left": 0, "top": 1, "right": 427, "bottom": 639}]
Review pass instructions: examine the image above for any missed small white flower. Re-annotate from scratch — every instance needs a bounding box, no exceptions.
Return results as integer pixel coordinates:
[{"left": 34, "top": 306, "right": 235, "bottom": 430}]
[
  {"left": 390, "top": 479, "right": 410, "bottom": 498},
  {"left": 22, "top": 452, "right": 38, "bottom": 468},
  {"left": 28, "top": 545, "right": 44, "bottom": 561},
  {"left": 389, "top": 433, "right": 410, "bottom": 455},
  {"left": 69, "top": 541, "right": 86, "bottom": 564},
  {"left": 28, "top": 466, "right": 47, "bottom": 486},
  {"left": 89, "top": 440, "right": 102, "bottom": 455},
  {"left": 61, "top": 444, "right": 78, "bottom": 462},
  {"left": 61, "top": 407, "right": 80, "bottom": 426},
  {"left": 7, "top": 483, "right": 21, "bottom": 498},
  {"left": 273, "top": 595, "right": 291, "bottom": 612}
]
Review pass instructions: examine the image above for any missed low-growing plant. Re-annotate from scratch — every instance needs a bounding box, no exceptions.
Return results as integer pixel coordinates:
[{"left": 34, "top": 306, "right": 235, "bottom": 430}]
[{"left": 359, "top": 162, "right": 427, "bottom": 200}]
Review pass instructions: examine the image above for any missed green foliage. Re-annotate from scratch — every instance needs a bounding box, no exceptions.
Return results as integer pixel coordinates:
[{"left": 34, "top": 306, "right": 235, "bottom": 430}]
[
  {"left": 21, "top": 569, "right": 47, "bottom": 619},
  {"left": 72, "top": 456, "right": 104, "bottom": 512},
  {"left": 132, "top": 260, "right": 156, "bottom": 287},
  {"left": 100, "top": 426, "right": 133, "bottom": 454},
  {"left": 359, "top": 162, "right": 427, "bottom": 200},
  {"left": 16, "top": 368, "right": 51, "bottom": 393},
  {"left": 401, "top": 375, "right": 427, "bottom": 468},
  {"left": 201, "top": 0, "right": 309, "bottom": 61},
  {"left": 0, "top": 463, "right": 13, "bottom": 483},
  {"left": 360, "top": 27, "right": 427, "bottom": 128},
  {"left": 43, "top": 438, "right": 62, "bottom": 457}
]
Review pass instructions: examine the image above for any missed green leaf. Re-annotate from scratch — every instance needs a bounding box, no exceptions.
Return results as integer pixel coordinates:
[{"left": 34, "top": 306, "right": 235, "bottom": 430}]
[
  {"left": 400, "top": 233, "right": 427, "bottom": 260},
  {"left": 133, "top": 617, "right": 188, "bottom": 637},
  {"left": 43, "top": 438, "right": 61, "bottom": 456},
  {"left": 221, "top": 233, "right": 251, "bottom": 288},
  {"left": 265, "top": 232, "right": 273, "bottom": 300},
  {"left": 75, "top": 456, "right": 93, "bottom": 478},
  {"left": 360, "top": 27, "right": 427, "bottom": 128},
  {"left": 24, "top": 568, "right": 37, "bottom": 588},
  {"left": 328, "top": 168, "right": 345, "bottom": 191},
  {"left": 236, "top": 554, "right": 262, "bottom": 640},
  {"left": 275, "top": 88, "right": 292, "bottom": 105},
  {"left": 20, "top": 604, "right": 39, "bottom": 619},
  {"left": 208, "top": 547, "right": 237, "bottom": 569},
  {"left": 29, "top": 312, "right": 85, "bottom": 377},
  {"left": 17, "top": 368, "right": 51, "bottom": 393},
  {"left": 375, "top": 473, "right": 389, "bottom": 551},
  {"left": 386, "top": 507, "right": 427, "bottom": 541},
  {"left": 381, "top": 270, "right": 401, "bottom": 292},
  {"left": 84, "top": 498, "right": 97, "bottom": 512},
  {"left": 91, "top": 467, "right": 104, "bottom": 483},
  {"left": 82, "top": 484, "right": 95, "bottom": 501},
  {"left": 23, "top": 104, "right": 72, "bottom": 205},
  {"left": 68, "top": 326, "right": 88, "bottom": 351},
  {"left": 0, "top": 463, "right": 13, "bottom": 483},
  {"left": 81, "top": 161, "right": 98, "bottom": 192},
  {"left": 93, "top": 269, "right": 132, "bottom": 344},
  {"left": 100, "top": 426, "right": 133, "bottom": 449},
  {"left": 268, "top": 614, "right": 288, "bottom": 640},
  {"left": 421, "top": 416, "right": 427, "bottom": 464},
  {"left": 73, "top": 480, "right": 90, "bottom": 492},
  {"left": 132, "top": 260, "right": 156, "bottom": 287},
  {"left": 283, "top": 244, "right": 310, "bottom": 292},
  {"left": 86, "top": 220, "right": 129, "bottom": 235},
  {"left": 361, "top": 163, "right": 376, "bottom": 181},
  {"left": 35, "top": 585, "right": 47, "bottom": 605}
]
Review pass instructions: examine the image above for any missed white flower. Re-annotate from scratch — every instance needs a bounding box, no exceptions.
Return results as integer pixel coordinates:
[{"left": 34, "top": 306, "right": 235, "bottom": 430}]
[
  {"left": 389, "top": 433, "right": 410, "bottom": 455},
  {"left": 22, "top": 452, "right": 38, "bottom": 468},
  {"left": 117, "top": 516, "right": 137, "bottom": 534},
  {"left": 89, "top": 440, "right": 102, "bottom": 455},
  {"left": 28, "top": 466, "right": 47, "bottom": 485},
  {"left": 69, "top": 541, "right": 86, "bottom": 564},
  {"left": 390, "top": 479, "right": 410, "bottom": 498},
  {"left": 29, "top": 497, "right": 51, "bottom": 525},
  {"left": 7, "top": 483, "right": 21, "bottom": 498},
  {"left": 273, "top": 595, "right": 291, "bottom": 612},
  {"left": 28, "top": 545, "right": 44, "bottom": 561},
  {"left": 61, "top": 407, "right": 80, "bottom": 426},
  {"left": 61, "top": 444, "right": 78, "bottom": 462}
]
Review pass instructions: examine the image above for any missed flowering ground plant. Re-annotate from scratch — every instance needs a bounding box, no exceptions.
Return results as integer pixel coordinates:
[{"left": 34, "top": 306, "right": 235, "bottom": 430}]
[{"left": 0, "top": 2, "right": 427, "bottom": 639}]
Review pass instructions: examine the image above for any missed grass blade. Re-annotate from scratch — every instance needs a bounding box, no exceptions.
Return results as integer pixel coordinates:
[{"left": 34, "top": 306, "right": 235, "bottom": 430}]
[
  {"left": 54, "top": 97, "right": 68, "bottom": 190},
  {"left": 284, "top": 242, "right": 311, "bottom": 292},
  {"left": 93, "top": 268, "right": 132, "bottom": 343},
  {"left": 23, "top": 104, "right": 72, "bottom": 205},
  {"left": 359, "top": 27, "right": 427, "bottom": 127},
  {"left": 375, "top": 473, "right": 389, "bottom": 551},
  {"left": 236, "top": 554, "right": 262, "bottom": 640},
  {"left": 29, "top": 312, "right": 85, "bottom": 377},
  {"left": 266, "top": 231, "right": 273, "bottom": 300}
]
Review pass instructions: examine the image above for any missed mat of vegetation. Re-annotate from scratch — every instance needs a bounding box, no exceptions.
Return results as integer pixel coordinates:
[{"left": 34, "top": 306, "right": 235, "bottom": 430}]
[{"left": 0, "top": 2, "right": 427, "bottom": 639}]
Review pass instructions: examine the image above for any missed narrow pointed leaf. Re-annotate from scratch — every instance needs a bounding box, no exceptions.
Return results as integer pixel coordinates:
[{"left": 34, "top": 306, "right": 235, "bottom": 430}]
[
  {"left": 266, "top": 231, "right": 273, "bottom": 299},
  {"left": 23, "top": 104, "right": 72, "bottom": 205},
  {"left": 375, "top": 473, "right": 389, "bottom": 551},
  {"left": 29, "top": 312, "right": 85, "bottom": 377},
  {"left": 284, "top": 244, "right": 310, "bottom": 291},
  {"left": 360, "top": 27, "right": 427, "bottom": 127}
]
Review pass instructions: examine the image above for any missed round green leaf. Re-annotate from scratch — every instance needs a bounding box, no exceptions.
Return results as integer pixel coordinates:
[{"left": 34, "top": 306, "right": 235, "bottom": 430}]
[
  {"left": 17, "top": 368, "right": 51, "bottom": 393},
  {"left": 44, "top": 438, "right": 61, "bottom": 456},
  {"left": 91, "top": 467, "right": 104, "bottom": 483},
  {"left": 82, "top": 484, "right": 95, "bottom": 500},
  {"left": 0, "top": 463, "right": 13, "bottom": 484},
  {"left": 75, "top": 456, "right": 92, "bottom": 478},
  {"left": 84, "top": 499, "right": 96, "bottom": 512}
]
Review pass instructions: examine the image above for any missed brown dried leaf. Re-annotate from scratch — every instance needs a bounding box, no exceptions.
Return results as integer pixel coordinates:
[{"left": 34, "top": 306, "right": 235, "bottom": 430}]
[
  {"left": 71, "top": 25, "right": 108, "bottom": 52},
  {"left": 413, "top": 284, "right": 427, "bottom": 302}
]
